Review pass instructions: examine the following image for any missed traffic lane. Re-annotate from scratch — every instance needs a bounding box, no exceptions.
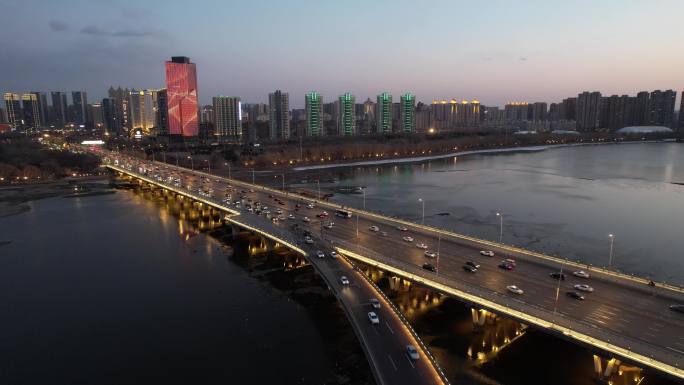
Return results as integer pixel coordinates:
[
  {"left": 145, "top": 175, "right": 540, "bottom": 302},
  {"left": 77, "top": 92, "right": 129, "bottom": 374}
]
[
  {"left": 305, "top": 246, "right": 439, "bottom": 383},
  {"left": 321, "top": 219, "right": 684, "bottom": 350}
]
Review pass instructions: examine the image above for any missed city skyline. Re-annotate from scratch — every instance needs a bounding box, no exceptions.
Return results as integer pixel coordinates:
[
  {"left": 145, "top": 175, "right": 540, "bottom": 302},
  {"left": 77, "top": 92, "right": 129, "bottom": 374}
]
[{"left": 1, "top": 1, "right": 683, "bottom": 108}]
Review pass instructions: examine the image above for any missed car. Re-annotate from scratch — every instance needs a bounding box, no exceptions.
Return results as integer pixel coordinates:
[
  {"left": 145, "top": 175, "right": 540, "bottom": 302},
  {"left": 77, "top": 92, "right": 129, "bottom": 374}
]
[
  {"left": 463, "top": 265, "right": 478, "bottom": 273},
  {"left": 465, "top": 261, "right": 480, "bottom": 269},
  {"left": 277, "top": 215, "right": 286, "bottom": 220},
  {"left": 275, "top": 209, "right": 283, "bottom": 214},
  {"left": 498, "top": 263, "right": 514, "bottom": 270},
  {"left": 316, "top": 250, "right": 325, "bottom": 258},
  {"left": 380, "top": 231, "right": 388, "bottom": 237},
  {"left": 302, "top": 216, "right": 311, "bottom": 223},
  {"left": 396, "top": 226, "right": 408, "bottom": 231},
  {"left": 306, "top": 204, "right": 315, "bottom": 209},
  {"left": 288, "top": 214, "right": 295, "bottom": 220},
  {"left": 324, "top": 222, "right": 334, "bottom": 229},
  {"left": 367, "top": 312, "right": 380, "bottom": 325},
  {"left": 369, "top": 298, "right": 381, "bottom": 309},
  {"left": 506, "top": 285, "right": 524, "bottom": 295},
  {"left": 278, "top": 201, "right": 285, "bottom": 205},
  {"left": 573, "top": 270, "right": 590, "bottom": 279},
  {"left": 670, "top": 305, "right": 684, "bottom": 313},
  {"left": 480, "top": 250, "right": 495, "bottom": 257},
  {"left": 369, "top": 225, "right": 380, "bottom": 232},
  {"left": 340, "top": 276, "right": 350, "bottom": 285},
  {"left": 573, "top": 284, "right": 594, "bottom": 292},
  {"left": 502, "top": 258, "right": 516, "bottom": 266},
  {"left": 304, "top": 236, "right": 314, "bottom": 244},
  {"left": 415, "top": 242, "right": 428, "bottom": 249},
  {"left": 406, "top": 345, "right": 420, "bottom": 360},
  {"left": 422, "top": 263, "right": 436, "bottom": 272},
  {"left": 549, "top": 272, "right": 566, "bottom": 281},
  {"left": 402, "top": 236, "right": 414, "bottom": 242},
  {"left": 320, "top": 211, "right": 329, "bottom": 217},
  {"left": 566, "top": 291, "right": 585, "bottom": 300},
  {"left": 329, "top": 251, "right": 337, "bottom": 258},
  {"left": 424, "top": 250, "right": 437, "bottom": 258}
]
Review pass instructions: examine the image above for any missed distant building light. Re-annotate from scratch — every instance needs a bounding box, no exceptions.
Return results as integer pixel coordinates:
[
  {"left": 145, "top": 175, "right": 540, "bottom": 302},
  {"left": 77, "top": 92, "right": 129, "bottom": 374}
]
[{"left": 81, "top": 140, "right": 105, "bottom": 145}]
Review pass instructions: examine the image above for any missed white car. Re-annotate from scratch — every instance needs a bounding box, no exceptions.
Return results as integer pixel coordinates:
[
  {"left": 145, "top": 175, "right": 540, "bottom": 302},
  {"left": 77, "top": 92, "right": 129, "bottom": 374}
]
[
  {"left": 506, "top": 285, "right": 524, "bottom": 295},
  {"left": 402, "top": 236, "right": 414, "bottom": 242},
  {"left": 424, "top": 251, "right": 437, "bottom": 258},
  {"left": 288, "top": 214, "right": 295, "bottom": 220},
  {"left": 406, "top": 345, "right": 420, "bottom": 360},
  {"left": 316, "top": 250, "right": 325, "bottom": 259},
  {"left": 367, "top": 311, "right": 379, "bottom": 325},
  {"left": 369, "top": 298, "right": 380, "bottom": 309},
  {"left": 369, "top": 225, "right": 379, "bottom": 232},
  {"left": 302, "top": 216, "right": 311, "bottom": 223},
  {"left": 329, "top": 251, "right": 337, "bottom": 258},
  {"left": 306, "top": 203, "right": 315, "bottom": 209},
  {"left": 304, "top": 236, "right": 314, "bottom": 244},
  {"left": 340, "top": 276, "right": 350, "bottom": 285},
  {"left": 324, "top": 222, "right": 334, "bottom": 229},
  {"left": 573, "top": 270, "right": 590, "bottom": 279},
  {"left": 416, "top": 243, "right": 428, "bottom": 249},
  {"left": 396, "top": 226, "right": 408, "bottom": 231},
  {"left": 574, "top": 284, "right": 594, "bottom": 292},
  {"left": 480, "top": 250, "right": 495, "bottom": 257}
]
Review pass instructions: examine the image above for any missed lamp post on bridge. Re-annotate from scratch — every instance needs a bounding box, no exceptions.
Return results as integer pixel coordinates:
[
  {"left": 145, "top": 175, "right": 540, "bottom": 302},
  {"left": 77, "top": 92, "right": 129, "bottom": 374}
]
[
  {"left": 496, "top": 212, "right": 503, "bottom": 243},
  {"left": 608, "top": 233, "right": 615, "bottom": 269},
  {"left": 187, "top": 155, "right": 194, "bottom": 171},
  {"left": 204, "top": 159, "right": 211, "bottom": 174},
  {"left": 361, "top": 187, "right": 366, "bottom": 210},
  {"left": 418, "top": 198, "right": 425, "bottom": 225}
]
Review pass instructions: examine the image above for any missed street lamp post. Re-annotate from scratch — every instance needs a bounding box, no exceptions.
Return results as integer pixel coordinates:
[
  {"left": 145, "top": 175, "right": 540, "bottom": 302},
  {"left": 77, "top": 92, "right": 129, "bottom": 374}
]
[
  {"left": 436, "top": 233, "right": 441, "bottom": 275},
  {"left": 496, "top": 212, "right": 503, "bottom": 243},
  {"left": 281, "top": 173, "right": 285, "bottom": 191},
  {"left": 251, "top": 168, "right": 255, "bottom": 185},
  {"left": 362, "top": 187, "right": 366, "bottom": 210},
  {"left": 188, "top": 156, "right": 194, "bottom": 170},
  {"left": 418, "top": 198, "right": 425, "bottom": 225},
  {"left": 316, "top": 179, "right": 321, "bottom": 200},
  {"left": 608, "top": 234, "right": 615, "bottom": 269}
]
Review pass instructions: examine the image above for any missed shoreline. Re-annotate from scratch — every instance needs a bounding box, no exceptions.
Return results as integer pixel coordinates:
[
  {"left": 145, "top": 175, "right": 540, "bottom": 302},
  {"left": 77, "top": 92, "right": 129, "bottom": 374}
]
[{"left": 292, "top": 139, "right": 675, "bottom": 171}]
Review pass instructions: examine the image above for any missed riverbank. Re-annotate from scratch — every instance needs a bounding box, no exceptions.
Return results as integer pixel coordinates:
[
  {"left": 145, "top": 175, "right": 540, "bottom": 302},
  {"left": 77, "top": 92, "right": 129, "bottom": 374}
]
[{"left": 292, "top": 139, "right": 676, "bottom": 171}]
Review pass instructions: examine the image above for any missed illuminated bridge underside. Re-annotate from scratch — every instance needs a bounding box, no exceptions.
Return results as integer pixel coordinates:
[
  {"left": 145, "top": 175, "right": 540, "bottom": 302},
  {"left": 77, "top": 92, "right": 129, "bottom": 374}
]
[{"left": 106, "top": 163, "right": 683, "bottom": 381}]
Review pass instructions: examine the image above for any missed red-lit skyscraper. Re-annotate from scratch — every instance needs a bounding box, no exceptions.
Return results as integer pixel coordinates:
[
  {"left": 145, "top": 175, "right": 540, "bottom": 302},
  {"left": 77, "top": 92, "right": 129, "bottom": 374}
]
[{"left": 165, "top": 56, "right": 198, "bottom": 137}]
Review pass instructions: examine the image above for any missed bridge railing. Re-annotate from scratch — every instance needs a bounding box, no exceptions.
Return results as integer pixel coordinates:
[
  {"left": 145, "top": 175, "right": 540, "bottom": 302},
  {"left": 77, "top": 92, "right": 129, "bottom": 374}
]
[
  {"left": 329, "top": 238, "right": 683, "bottom": 379},
  {"left": 132, "top": 155, "right": 684, "bottom": 294}
]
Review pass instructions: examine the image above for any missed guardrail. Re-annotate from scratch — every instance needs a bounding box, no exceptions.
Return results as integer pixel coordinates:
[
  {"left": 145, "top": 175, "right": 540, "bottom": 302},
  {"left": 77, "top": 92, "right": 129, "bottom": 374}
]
[
  {"left": 331, "top": 238, "right": 684, "bottom": 381},
  {"left": 141, "top": 156, "right": 684, "bottom": 295}
]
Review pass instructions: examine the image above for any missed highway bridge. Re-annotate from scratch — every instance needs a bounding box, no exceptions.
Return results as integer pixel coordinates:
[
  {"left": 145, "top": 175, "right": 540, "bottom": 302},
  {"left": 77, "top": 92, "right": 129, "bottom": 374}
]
[{"left": 99, "top": 151, "right": 684, "bottom": 383}]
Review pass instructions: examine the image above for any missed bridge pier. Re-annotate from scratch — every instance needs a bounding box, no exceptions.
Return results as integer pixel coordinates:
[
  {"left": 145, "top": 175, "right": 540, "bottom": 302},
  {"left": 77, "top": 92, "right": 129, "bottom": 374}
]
[
  {"left": 592, "top": 355, "right": 643, "bottom": 384},
  {"left": 471, "top": 308, "right": 494, "bottom": 331}
]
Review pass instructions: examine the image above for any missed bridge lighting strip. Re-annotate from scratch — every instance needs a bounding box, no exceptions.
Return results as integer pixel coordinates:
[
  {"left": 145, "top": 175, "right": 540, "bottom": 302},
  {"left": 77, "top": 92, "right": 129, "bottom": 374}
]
[
  {"left": 222, "top": 216, "right": 308, "bottom": 257},
  {"left": 335, "top": 247, "right": 684, "bottom": 381},
  {"left": 153, "top": 161, "right": 682, "bottom": 295}
]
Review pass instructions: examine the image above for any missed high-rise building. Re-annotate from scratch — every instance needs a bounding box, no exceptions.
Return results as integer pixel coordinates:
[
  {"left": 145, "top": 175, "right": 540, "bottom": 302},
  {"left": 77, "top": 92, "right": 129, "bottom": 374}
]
[
  {"left": 30, "top": 92, "right": 48, "bottom": 128},
  {"left": 108, "top": 87, "right": 130, "bottom": 133},
  {"left": 22, "top": 93, "right": 42, "bottom": 130},
  {"left": 200, "top": 104, "right": 214, "bottom": 124},
  {"left": 679, "top": 91, "right": 684, "bottom": 130},
  {"left": 505, "top": 102, "right": 529, "bottom": 121},
  {"left": 376, "top": 92, "right": 392, "bottom": 134},
  {"left": 155, "top": 89, "right": 169, "bottom": 136},
  {"left": 0, "top": 107, "right": 6, "bottom": 124},
  {"left": 634, "top": 91, "right": 650, "bottom": 125},
  {"left": 213, "top": 96, "right": 242, "bottom": 142},
  {"left": 269, "top": 90, "right": 290, "bottom": 140},
  {"left": 400, "top": 93, "right": 415, "bottom": 133},
  {"left": 3, "top": 93, "right": 22, "bottom": 129},
  {"left": 576, "top": 91, "right": 601, "bottom": 131},
  {"left": 338, "top": 92, "right": 356, "bottom": 136},
  {"left": 165, "top": 56, "right": 199, "bottom": 137},
  {"left": 531, "top": 102, "right": 548, "bottom": 121},
  {"left": 71, "top": 91, "right": 88, "bottom": 126},
  {"left": 89, "top": 103, "right": 103, "bottom": 129},
  {"left": 305, "top": 91, "right": 323, "bottom": 137},
  {"left": 102, "top": 98, "right": 121, "bottom": 135},
  {"left": 560, "top": 97, "right": 577, "bottom": 121},
  {"left": 648, "top": 90, "right": 676, "bottom": 127},
  {"left": 50, "top": 91, "right": 68, "bottom": 127}
]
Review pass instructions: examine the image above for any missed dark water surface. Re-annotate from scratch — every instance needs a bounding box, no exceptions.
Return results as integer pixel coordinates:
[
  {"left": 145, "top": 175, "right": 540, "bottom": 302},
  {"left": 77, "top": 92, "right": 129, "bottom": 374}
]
[
  {"left": 0, "top": 191, "right": 345, "bottom": 385},
  {"left": 308, "top": 142, "right": 684, "bottom": 285}
]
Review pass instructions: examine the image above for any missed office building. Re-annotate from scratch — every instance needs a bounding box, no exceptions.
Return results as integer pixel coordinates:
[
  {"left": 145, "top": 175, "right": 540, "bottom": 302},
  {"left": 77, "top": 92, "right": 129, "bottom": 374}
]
[
  {"left": 213, "top": 96, "right": 242, "bottom": 142},
  {"left": 376, "top": 92, "right": 392, "bottom": 134},
  {"left": 338, "top": 92, "right": 356, "bottom": 136},
  {"left": 400, "top": 93, "right": 415, "bottom": 133},
  {"left": 108, "top": 86, "right": 130, "bottom": 133},
  {"left": 269, "top": 90, "right": 290, "bottom": 140},
  {"left": 89, "top": 103, "right": 103, "bottom": 128},
  {"left": 71, "top": 91, "right": 88, "bottom": 126},
  {"left": 30, "top": 92, "right": 48, "bottom": 128},
  {"left": 305, "top": 91, "right": 323, "bottom": 137},
  {"left": 22, "top": 93, "right": 42, "bottom": 130},
  {"left": 102, "top": 98, "right": 121, "bottom": 135},
  {"left": 165, "top": 56, "right": 199, "bottom": 137},
  {"left": 128, "top": 89, "right": 155, "bottom": 135},
  {"left": 576, "top": 91, "right": 601, "bottom": 131},
  {"left": 3, "top": 93, "right": 21, "bottom": 129},
  {"left": 50, "top": 91, "right": 68, "bottom": 127}
]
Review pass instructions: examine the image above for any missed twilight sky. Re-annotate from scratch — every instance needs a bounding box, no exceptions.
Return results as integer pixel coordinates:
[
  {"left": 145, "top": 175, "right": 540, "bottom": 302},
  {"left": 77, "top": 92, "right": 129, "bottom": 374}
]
[{"left": 1, "top": 0, "right": 683, "bottom": 108}]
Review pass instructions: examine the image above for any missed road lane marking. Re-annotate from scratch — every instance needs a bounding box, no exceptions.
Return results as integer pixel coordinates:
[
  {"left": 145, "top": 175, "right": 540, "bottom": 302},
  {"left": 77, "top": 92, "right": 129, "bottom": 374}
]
[
  {"left": 388, "top": 355, "right": 398, "bottom": 371},
  {"left": 405, "top": 354, "right": 416, "bottom": 369},
  {"left": 386, "top": 321, "right": 395, "bottom": 334},
  {"left": 667, "top": 346, "right": 684, "bottom": 355}
]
